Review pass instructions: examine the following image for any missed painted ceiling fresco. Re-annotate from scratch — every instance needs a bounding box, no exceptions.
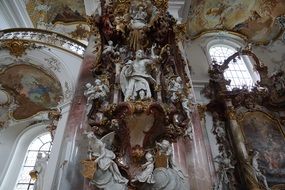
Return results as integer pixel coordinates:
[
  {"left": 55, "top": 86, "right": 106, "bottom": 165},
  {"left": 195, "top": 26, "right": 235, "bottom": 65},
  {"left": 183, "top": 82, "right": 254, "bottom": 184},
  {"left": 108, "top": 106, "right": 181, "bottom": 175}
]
[
  {"left": 26, "top": 0, "right": 89, "bottom": 42},
  {"left": 0, "top": 64, "right": 62, "bottom": 120},
  {"left": 26, "top": 0, "right": 86, "bottom": 25},
  {"left": 187, "top": 0, "right": 285, "bottom": 44}
]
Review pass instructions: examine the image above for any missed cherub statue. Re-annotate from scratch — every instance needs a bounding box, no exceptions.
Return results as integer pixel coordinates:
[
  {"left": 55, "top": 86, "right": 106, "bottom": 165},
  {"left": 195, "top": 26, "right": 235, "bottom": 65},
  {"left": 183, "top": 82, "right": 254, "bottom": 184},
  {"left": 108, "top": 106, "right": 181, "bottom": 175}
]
[
  {"left": 131, "top": 152, "right": 155, "bottom": 184},
  {"left": 168, "top": 76, "right": 183, "bottom": 102},
  {"left": 102, "top": 40, "right": 118, "bottom": 55},
  {"left": 181, "top": 95, "right": 194, "bottom": 118},
  {"left": 130, "top": 5, "right": 148, "bottom": 29},
  {"left": 156, "top": 139, "right": 187, "bottom": 180},
  {"left": 84, "top": 79, "right": 109, "bottom": 114}
]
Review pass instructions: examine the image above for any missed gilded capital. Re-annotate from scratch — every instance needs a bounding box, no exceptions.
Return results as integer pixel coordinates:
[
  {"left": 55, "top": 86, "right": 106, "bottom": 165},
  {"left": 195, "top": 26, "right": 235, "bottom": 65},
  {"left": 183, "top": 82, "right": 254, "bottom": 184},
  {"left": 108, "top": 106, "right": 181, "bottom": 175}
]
[{"left": 197, "top": 104, "right": 207, "bottom": 120}]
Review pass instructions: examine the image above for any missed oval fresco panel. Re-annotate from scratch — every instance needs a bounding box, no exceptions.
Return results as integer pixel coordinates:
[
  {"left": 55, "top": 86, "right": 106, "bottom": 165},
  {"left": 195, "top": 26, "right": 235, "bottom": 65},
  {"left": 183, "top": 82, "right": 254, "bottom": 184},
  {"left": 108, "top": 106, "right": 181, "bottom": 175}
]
[{"left": 0, "top": 64, "right": 62, "bottom": 120}]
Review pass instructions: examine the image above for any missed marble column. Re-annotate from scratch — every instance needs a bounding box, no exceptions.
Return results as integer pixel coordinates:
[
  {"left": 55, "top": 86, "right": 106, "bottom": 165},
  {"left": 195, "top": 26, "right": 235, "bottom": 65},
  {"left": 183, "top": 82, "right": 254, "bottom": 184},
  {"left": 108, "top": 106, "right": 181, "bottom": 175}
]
[
  {"left": 225, "top": 100, "right": 261, "bottom": 190},
  {"left": 183, "top": 109, "right": 213, "bottom": 190},
  {"left": 43, "top": 103, "right": 70, "bottom": 190},
  {"left": 53, "top": 33, "right": 100, "bottom": 190}
]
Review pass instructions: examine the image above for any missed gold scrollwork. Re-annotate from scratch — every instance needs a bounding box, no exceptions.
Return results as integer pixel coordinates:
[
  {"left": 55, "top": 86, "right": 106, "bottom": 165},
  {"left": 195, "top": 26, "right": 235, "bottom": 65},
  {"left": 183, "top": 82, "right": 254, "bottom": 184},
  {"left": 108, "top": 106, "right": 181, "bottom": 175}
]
[
  {"left": 153, "top": 0, "right": 168, "bottom": 12},
  {"left": 115, "top": 0, "right": 131, "bottom": 14},
  {"left": 272, "top": 184, "right": 285, "bottom": 190},
  {"left": 174, "top": 23, "right": 187, "bottom": 41},
  {"left": 226, "top": 106, "right": 237, "bottom": 120},
  {"left": 197, "top": 104, "right": 207, "bottom": 120},
  {"left": 80, "top": 159, "right": 96, "bottom": 180},
  {"left": 1, "top": 40, "right": 31, "bottom": 57}
]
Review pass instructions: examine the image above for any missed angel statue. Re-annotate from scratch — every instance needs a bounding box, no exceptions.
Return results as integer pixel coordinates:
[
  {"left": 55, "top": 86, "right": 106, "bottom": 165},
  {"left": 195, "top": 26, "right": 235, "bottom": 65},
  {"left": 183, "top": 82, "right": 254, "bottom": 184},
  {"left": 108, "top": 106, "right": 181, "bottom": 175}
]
[
  {"left": 138, "top": 140, "right": 188, "bottom": 190},
  {"left": 156, "top": 139, "right": 186, "bottom": 179},
  {"left": 84, "top": 131, "right": 128, "bottom": 190}
]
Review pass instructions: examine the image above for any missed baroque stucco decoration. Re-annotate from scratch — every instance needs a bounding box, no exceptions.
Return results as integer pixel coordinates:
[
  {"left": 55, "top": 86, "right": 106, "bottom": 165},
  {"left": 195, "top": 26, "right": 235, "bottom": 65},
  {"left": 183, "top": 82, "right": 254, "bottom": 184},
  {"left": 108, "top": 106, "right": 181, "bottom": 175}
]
[
  {"left": 203, "top": 45, "right": 285, "bottom": 189},
  {"left": 79, "top": 0, "right": 196, "bottom": 189},
  {"left": 187, "top": 0, "right": 285, "bottom": 44},
  {"left": 25, "top": 0, "right": 90, "bottom": 42}
]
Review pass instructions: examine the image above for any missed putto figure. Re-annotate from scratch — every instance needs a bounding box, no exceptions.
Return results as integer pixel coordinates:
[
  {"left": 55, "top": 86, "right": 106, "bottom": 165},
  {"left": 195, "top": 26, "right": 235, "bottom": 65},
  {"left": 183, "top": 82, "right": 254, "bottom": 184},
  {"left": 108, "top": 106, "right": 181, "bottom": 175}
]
[
  {"left": 132, "top": 152, "right": 155, "bottom": 184},
  {"left": 84, "top": 79, "right": 109, "bottom": 114}
]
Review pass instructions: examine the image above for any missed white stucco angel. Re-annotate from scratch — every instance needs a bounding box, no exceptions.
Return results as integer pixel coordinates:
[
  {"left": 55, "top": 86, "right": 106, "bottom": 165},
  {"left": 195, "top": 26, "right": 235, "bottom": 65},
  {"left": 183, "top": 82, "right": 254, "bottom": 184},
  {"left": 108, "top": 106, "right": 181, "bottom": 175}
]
[
  {"left": 156, "top": 140, "right": 187, "bottom": 180},
  {"left": 120, "top": 49, "right": 156, "bottom": 101},
  {"left": 84, "top": 79, "right": 109, "bottom": 114},
  {"left": 32, "top": 152, "right": 49, "bottom": 190},
  {"left": 132, "top": 152, "right": 155, "bottom": 184},
  {"left": 102, "top": 40, "right": 118, "bottom": 55},
  {"left": 168, "top": 76, "right": 183, "bottom": 102},
  {"left": 130, "top": 5, "right": 148, "bottom": 29},
  {"left": 85, "top": 131, "right": 128, "bottom": 188}
]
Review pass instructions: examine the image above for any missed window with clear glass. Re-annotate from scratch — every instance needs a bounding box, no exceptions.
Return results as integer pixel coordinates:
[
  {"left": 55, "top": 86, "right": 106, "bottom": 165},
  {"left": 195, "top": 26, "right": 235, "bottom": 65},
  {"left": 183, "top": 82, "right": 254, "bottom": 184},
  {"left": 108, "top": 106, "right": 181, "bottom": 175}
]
[
  {"left": 15, "top": 133, "right": 52, "bottom": 190},
  {"left": 209, "top": 45, "right": 257, "bottom": 90}
]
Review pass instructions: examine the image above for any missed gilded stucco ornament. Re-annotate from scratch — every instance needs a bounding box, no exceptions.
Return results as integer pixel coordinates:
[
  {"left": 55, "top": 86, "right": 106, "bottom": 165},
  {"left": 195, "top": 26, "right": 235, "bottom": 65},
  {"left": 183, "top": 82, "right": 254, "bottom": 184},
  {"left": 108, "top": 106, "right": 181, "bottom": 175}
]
[
  {"left": 153, "top": 0, "right": 168, "bottom": 13},
  {"left": 197, "top": 104, "right": 207, "bottom": 121},
  {"left": 226, "top": 106, "right": 237, "bottom": 120},
  {"left": 46, "top": 108, "right": 62, "bottom": 141},
  {"left": 173, "top": 22, "right": 187, "bottom": 41},
  {"left": 80, "top": 0, "right": 195, "bottom": 189},
  {"left": 0, "top": 40, "right": 34, "bottom": 57}
]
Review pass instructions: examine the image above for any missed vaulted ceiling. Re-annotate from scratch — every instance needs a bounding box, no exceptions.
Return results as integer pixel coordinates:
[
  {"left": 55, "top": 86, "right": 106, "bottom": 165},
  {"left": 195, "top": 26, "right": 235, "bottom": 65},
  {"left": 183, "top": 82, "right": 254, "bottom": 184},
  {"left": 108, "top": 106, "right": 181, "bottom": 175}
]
[
  {"left": 187, "top": 0, "right": 285, "bottom": 44},
  {"left": 2, "top": 0, "right": 284, "bottom": 44}
]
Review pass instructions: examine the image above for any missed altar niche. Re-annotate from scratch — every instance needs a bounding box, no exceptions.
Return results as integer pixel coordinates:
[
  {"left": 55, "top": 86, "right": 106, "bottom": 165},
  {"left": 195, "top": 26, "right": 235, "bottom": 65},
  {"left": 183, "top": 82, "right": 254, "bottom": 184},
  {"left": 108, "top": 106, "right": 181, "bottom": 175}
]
[{"left": 73, "top": 0, "right": 210, "bottom": 190}]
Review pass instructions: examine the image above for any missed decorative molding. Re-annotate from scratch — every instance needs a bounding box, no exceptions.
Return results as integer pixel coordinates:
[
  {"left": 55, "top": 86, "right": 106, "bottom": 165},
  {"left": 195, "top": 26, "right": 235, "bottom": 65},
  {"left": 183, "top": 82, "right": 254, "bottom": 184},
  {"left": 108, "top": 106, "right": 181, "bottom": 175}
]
[
  {"left": 0, "top": 40, "right": 43, "bottom": 57},
  {"left": 0, "top": 28, "right": 86, "bottom": 57},
  {"left": 44, "top": 57, "right": 61, "bottom": 72}
]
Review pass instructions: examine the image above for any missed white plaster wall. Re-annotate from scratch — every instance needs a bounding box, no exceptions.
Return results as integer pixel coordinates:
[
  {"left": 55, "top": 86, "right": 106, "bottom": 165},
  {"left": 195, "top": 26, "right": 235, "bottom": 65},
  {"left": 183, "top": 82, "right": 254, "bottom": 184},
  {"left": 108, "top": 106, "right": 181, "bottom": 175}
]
[
  {"left": 0, "top": 48, "right": 82, "bottom": 188},
  {"left": 253, "top": 38, "right": 285, "bottom": 74},
  {"left": 0, "top": 124, "right": 47, "bottom": 190}
]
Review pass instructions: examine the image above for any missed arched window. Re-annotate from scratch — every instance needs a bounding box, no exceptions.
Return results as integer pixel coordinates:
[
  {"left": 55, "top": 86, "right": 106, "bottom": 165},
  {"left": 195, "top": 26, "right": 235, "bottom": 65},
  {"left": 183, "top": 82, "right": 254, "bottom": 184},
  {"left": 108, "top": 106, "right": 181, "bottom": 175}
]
[
  {"left": 14, "top": 133, "right": 52, "bottom": 190},
  {"left": 209, "top": 44, "right": 259, "bottom": 90}
]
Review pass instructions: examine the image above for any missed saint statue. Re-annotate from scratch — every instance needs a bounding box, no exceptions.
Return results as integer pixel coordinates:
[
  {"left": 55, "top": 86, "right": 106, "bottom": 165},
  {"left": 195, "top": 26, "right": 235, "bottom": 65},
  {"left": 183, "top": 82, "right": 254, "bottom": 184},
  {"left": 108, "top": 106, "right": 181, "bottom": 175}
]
[{"left": 120, "top": 49, "right": 156, "bottom": 101}]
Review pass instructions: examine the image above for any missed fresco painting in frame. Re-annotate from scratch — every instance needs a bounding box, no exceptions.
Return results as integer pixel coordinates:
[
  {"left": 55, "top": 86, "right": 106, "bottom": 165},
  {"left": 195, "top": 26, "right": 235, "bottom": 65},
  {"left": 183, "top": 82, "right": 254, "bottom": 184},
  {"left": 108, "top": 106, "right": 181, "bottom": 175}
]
[
  {"left": 0, "top": 64, "right": 62, "bottom": 120},
  {"left": 239, "top": 111, "right": 285, "bottom": 186}
]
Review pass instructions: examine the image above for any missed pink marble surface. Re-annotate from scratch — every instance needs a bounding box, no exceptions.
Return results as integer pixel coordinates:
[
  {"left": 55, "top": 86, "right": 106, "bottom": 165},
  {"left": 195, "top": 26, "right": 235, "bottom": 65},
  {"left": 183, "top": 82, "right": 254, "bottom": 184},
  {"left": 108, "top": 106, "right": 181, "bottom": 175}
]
[
  {"left": 172, "top": 110, "right": 214, "bottom": 190},
  {"left": 56, "top": 52, "right": 97, "bottom": 190}
]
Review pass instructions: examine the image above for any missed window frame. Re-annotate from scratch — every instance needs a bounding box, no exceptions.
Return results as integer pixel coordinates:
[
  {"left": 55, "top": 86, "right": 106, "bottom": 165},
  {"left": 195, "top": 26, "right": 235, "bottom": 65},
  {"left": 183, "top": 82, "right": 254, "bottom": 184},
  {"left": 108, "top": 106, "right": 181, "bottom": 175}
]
[
  {"left": 0, "top": 124, "right": 49, "bottom": 190},
  {"left": 206, "top": 39, "right": 259, "bottom": 90},
  {"left": 15, "top": 133, "right": 52, "bottom": 190}
]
